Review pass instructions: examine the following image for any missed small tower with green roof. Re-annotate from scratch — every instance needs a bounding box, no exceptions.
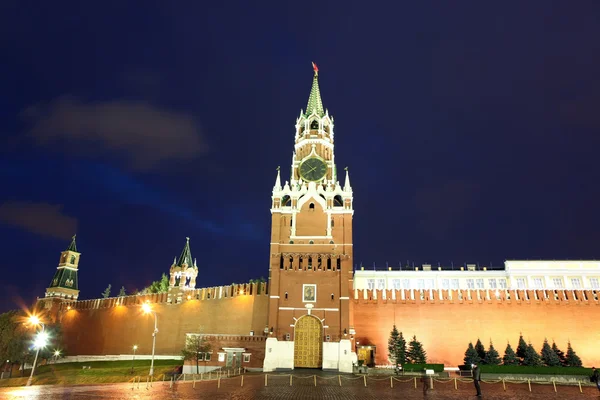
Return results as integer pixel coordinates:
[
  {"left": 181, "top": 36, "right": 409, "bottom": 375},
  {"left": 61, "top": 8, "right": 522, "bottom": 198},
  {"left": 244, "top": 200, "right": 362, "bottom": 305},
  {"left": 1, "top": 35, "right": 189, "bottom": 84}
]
[{"left": 45, "top": 235, "right": 81, "bottom": 301}]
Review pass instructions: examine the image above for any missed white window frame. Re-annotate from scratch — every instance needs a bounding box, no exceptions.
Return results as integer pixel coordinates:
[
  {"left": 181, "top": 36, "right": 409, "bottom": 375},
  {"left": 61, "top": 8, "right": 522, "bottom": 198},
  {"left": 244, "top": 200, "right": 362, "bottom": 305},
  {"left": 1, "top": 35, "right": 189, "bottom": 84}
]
[
  {"left": 590, "top": 278, "right": 599, "bottom": 289},
  {"left": 367, "top": 279, "right": 375, "bottom": 290},
  {"left": 488, "top": 279, "right": 497, "bottom": 289},
  {"left": 516, "top": 278, "right": 526, "bottom": 289},
  {"left": 466, "top": 279, "right": 475, "bottom": 289},
  {"left": 218, "top": 353, "right": 225, "bottom": 362},
  {"left": 242, "top": 353, "right": 251, "bottom": 363},
  {"left": 571, "top": 278, "right": 582, "bottom": 289},
  {"left": 377, "top": 278, "right": 386, "bottom": 290},
  {"left": 425, "top": 279, "right": 434, "bottom": 290},
  {"left": 533, "top": 278, "right": 543, "bottom": 289},
  {"left": 392, "top": 279, "right": 401, "bottom": 290},
  {"left": 552, "top": 278, "right": 563, "bottom": 289},
  {"left": 441, "top": 279, "right": 449, "bottom": 290},
  {"left": 205, "top": 352, "right": 212, "bottom": 361},
  {"left": 475, "top": 279, "right": 484, "bottom": 289}
]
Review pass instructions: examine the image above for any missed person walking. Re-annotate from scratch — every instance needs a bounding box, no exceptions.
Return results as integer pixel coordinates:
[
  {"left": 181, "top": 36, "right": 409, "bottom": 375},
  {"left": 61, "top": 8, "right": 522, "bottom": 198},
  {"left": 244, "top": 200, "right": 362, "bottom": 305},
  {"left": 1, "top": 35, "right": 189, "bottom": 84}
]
[
  {"left": 472, "top": 363, "right": 482, "bottom": 397},
  {"left": 591, "top": 367, "right": 600, "bottom": 393}
]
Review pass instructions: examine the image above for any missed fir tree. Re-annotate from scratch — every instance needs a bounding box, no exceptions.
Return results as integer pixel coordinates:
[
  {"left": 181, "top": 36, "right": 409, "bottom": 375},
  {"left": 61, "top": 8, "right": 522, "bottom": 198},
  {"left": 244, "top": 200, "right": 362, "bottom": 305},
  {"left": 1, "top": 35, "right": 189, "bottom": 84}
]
[
  {"left": 502, "top": 342, "right": 519, "bottom": 366},
  {"left": 388, "top": 325, "right": 400, "bottom": 364},
  {"left": 551, "top": 341, "right": 566, "bottom": 366},
  {"left": 484, "top": 341, "right": 501, "bottom": 365},
  {"left": 523, "top": 343, "right": 542, "bottom": 366},
  {"left": 516, "top": 333, "right": 527, "bottom": 361},
  {"left": 102, "top": 284, "right": 112, "bottom": 299},
  {"left": 397, "top": 331, "right": 407, "bottom": 365},
  {"left": 406, "top": 335, "right": 427, "bottom": 364},
  {"left": 475, "top": 338, "right": 486, "bottom": 363},
  {"left": 540, "top": 338, "right": 561, "bottom": 366},
  {"left": 464, "top": 342, "right": 480, "bottom": 365},
  {"left": 118, "top": 286, "right": 126, "bottom": 297},
  {"left": 565, "top": 341, "right": 582, "bottom": 367}
]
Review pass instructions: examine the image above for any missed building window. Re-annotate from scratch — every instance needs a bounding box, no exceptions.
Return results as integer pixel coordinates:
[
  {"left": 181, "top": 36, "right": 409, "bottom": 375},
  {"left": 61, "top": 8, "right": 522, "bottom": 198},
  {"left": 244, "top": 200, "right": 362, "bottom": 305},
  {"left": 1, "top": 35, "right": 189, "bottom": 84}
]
[
  {"left": 289, "top": 240, "right": 294, "bottom": 244},
  {"left": 451, "top": 279, "right": 459, "bottom": 290},
  {"left": 218, "top": 353, "right": 225, "bottom": 362},
  {"left": 552, "top": 278, "right": 563, "bottom": 289},
  {"left": 309, "top": 240, "right": 314, "bottom": 245},
  {"left": 415, "top": 279, "right": 424, "bottom": 290},
  {"left": 403, "top": 279, "right": 410, "bottom": 289},
  {"left": 466, "top": 279, "right": 475, "bottom": 289},
  {"left": 331, "top": 293, "right": 334, "bottom": 300},
  {"left": 498, "top": 279, "right": 507, "bottom": 289},
  {"left": 285, "top": 292, "right": 288, "bottom": 300},
  {"left": 425, "top": 279, "right": 434, "bottom": 289},
  {"left": 441, "top": 279, "right": 449, "bottom": 290},
  {"left": 571, "top": 278, "right": 582, "bottom": 289},
  {"left": 590, "top": 278, "right": 599, "bottom": 289},
  {"left": 367, "top": 279, "right": 375, "bottom": 290},
  {"left": 243, "top": 354, "right": 251, "bottom": 363},
  {"left": 475, "top": 279, "right": 484, "bottom": 289},
  {"left": 488, "top": 279, "right": 497, "bottom": 289},
  {"left": 533, "top": 278, "right": 543, "bottom": 289},
  {"left": 205, "top": 352, "right": 212, "bottom": 361},
  {"left": 516, "top": 278, "right": 526, "bottom": 289},
  {"left": 309, "top": 203, "right": 315, "bottom": 210},
  {"left": 329, "top": 240, "right": 334, "bottom": 244},
  {"left": 285, "top": 333, "right": 291, "bottom": 341},
  {"left": 377, "top": 279, "right": 386, "bottom": 290},
  {"left": 70, "top": 255, "right": 76, "bottom": 264},
  {"left": 197, "top": 352, "right": 204, "bottom": 361},
  {"left": 331, "top": 218, "right": 334, "bottom": 227},
  {"left": 392, "top": 279, "right": 401, "bottom": 290}
]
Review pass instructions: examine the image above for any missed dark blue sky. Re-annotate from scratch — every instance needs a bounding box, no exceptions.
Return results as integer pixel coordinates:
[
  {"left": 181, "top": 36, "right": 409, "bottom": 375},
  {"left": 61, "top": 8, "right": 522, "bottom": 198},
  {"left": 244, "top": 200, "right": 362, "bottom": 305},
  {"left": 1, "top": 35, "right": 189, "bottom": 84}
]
[{"left": 1, "top": 2, "right": 600, "bottom": 311}]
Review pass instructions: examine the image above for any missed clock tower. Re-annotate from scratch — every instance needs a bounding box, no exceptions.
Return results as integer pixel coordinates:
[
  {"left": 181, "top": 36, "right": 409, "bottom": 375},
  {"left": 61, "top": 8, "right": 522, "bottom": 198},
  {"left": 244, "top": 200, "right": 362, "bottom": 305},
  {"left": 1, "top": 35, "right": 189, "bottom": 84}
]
[{"left": 263, "top": 64, "right": 355, "bottom": 372}]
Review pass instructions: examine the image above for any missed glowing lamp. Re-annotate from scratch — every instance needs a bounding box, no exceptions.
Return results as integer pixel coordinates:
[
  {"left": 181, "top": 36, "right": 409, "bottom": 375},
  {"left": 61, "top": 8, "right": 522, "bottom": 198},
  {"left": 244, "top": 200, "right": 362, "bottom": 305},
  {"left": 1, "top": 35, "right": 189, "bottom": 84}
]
[
  {"left": 29, "top": 315, "right": 41, "bottom": 326},
  {"left": 187, "top": 295, "right": 191, "bottom": 300},
  {"left": 34, "top": 332, "right": 49, "bottom": 349},
  {"left": 54, "top": 350, "right": 60, "bottom": 357},
  {"left": 142, "top": 303, "right": 152, "bottom": 314},
  {"left": 133, "top": 345, "right": 138, "bottom": 350}
]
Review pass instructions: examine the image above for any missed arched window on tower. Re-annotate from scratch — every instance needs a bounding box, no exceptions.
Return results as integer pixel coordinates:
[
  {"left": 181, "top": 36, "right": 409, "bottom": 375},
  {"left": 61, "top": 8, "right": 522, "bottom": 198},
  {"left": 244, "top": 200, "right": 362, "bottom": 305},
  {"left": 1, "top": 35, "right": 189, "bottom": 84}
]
[
  {"left": 289, "top": 256, "right": 293, "bottom": 269},
  {"left": 285, "top": 292, "right": 288, "bottom": 300},
  {"left": 70, "top": 255, "right": 76, "bottom": 264},
  {"left": 334, "top": 195, "right": 343, "bottom": 207},
  {"left": 309, "top": 203, "right": 315, "bottom": 210},
  {"left": 336, "top": 258, "right": 341, "bottom": 270},
  {"left": 280, "top": 255, "right": 284, "bottom": 269},
  {"left": 331, "top": 217, "right": 335, "bottom": 227},
  {"left": 327, "top": 258, "right": 332, "bottom": 270},
  {"left": 282, "top": 195, "right": 291, "bottom": 207},
  {"left": 310, "top": 120, "right": 319, "bottom": 130},
  {"left": 308, "top": 256, "right": 313, "bottom": 269},
  {"left": 317, "top": 256, "right": 322, "bottom": 269}
]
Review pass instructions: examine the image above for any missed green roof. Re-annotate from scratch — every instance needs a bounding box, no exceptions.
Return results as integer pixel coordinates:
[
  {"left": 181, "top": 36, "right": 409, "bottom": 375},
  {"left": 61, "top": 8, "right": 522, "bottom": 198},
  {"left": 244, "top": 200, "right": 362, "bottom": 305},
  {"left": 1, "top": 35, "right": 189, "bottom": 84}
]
[
  {"left": 66, "top": 234, "right": 78, "bottom": 252},
  {"left": 177, "top": 237, "right": 195, "bottom": 268},
  {"left": 305, "top": 70, "right": 325, "bottom": 117},
  {"left": 48, "top": 267, "right": 78, "bottom": 291}
]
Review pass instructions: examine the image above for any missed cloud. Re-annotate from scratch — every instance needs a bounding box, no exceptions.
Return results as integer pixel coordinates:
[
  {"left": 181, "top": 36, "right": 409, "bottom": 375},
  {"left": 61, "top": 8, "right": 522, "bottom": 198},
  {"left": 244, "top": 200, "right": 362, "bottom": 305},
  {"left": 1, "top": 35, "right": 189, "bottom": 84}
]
[
  {"left": 22, "top": 96, "right": 206, "bottom": 170},
  {"left": 0, "top": 202, "right": 77, "bottom": 240},
  {"left": 414, "top": 180, "right": 479, "bottom": 239}
]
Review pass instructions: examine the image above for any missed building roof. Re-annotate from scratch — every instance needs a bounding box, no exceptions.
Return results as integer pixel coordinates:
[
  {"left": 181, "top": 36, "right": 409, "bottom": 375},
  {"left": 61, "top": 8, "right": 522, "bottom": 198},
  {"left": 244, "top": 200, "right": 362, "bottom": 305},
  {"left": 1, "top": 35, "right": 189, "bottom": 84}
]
[
  {"left": 176, "top": 237, "right": 195, "bottom": 268},
  {"left": 305, "top": 67, "right": 325, "bottom": 117},
  {"left": 66, "top": 234, "right": 78, "bottom": 252}
]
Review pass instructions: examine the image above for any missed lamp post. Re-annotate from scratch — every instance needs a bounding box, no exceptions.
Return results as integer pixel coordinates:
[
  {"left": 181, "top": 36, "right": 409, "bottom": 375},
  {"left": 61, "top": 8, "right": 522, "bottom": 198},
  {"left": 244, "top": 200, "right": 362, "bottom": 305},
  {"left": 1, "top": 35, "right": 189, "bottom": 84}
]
[
  {"left": 131, "top": 345, "right": 138, "bottom": 374},
  {"left": 53, "top": 350, "right": 60, "bottom": 364},
  {"left": 26, "top": 316, "right": 47, "bottom": 386},
  {"left": 142, "top": 303, "right": 158, "bottom": 377}
]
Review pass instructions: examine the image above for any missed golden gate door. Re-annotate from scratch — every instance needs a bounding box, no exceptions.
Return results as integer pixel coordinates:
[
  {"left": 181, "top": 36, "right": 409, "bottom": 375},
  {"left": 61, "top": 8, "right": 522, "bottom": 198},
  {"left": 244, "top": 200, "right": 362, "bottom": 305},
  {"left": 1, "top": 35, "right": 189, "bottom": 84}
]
[{"left": 293, "top": 315, "right": 323, "bottom": 368}]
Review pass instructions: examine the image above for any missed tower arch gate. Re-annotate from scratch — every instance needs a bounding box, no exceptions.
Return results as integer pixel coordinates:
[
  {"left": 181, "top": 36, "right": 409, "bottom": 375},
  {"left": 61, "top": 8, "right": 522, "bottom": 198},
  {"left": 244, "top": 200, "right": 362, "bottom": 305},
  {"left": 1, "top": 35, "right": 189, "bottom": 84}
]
[{"left": 293, "top": 314, "right": 323, "bottom": 368}]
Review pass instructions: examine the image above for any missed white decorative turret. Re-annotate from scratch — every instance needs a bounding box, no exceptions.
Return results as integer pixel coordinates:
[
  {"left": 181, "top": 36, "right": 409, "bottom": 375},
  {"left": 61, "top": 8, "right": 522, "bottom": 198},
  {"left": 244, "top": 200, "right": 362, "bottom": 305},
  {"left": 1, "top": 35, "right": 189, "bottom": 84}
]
[
  {"left": 273, "top": 166, "right": 282, "bottom": 191},
  {"left": 344, "top": 167, "right": 352, "bottom": 192}
]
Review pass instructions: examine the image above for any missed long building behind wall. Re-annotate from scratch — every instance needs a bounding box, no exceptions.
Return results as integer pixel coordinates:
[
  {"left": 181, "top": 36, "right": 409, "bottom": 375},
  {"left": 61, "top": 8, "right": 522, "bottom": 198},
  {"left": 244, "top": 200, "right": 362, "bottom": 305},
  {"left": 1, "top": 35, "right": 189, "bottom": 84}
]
[{"left": 38, "top": 67, "right": 600, "bottom": 372}]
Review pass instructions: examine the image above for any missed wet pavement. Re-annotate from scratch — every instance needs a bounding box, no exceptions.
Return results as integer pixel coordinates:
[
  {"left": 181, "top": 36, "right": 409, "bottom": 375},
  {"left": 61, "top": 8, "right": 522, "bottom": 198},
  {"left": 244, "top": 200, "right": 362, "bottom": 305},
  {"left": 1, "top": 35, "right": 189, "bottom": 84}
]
[{"left": 1, "top": 374, "right": 598, "bottom": 399}]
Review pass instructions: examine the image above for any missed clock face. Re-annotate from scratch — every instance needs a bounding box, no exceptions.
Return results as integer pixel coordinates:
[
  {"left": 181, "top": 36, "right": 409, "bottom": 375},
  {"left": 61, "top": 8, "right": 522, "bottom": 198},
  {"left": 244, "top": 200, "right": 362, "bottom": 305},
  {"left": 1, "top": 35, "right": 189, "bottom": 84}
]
[{"left": 299, "top": 157, "right": 327, "bottom": 182}]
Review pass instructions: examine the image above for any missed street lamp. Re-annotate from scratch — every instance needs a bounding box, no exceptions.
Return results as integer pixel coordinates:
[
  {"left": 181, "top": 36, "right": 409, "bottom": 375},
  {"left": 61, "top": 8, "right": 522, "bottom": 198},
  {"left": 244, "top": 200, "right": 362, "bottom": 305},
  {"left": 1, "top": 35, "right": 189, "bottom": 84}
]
[
  {"left": 53, "top": 350, "right": 61, "bottom": 364},
  {"left": 131, "top": 345, "right": 138, "bottom": 374},
  {"left": 142, "top": 303, "right": 158, "bottom": 377},
  {"left": 26, "top": 316, "right": 47, "bottom": 386}
]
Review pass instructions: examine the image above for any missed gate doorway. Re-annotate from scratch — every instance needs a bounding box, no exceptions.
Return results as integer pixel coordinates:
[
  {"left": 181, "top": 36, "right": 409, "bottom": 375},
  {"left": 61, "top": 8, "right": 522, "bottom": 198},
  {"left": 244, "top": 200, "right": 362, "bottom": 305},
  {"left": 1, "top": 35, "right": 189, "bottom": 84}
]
[
  {"left": 293, "top": 315, "right": 323, "bottom": 368},
  {"left": 357, "top": 345, "right": 375, "bottom": 367}
]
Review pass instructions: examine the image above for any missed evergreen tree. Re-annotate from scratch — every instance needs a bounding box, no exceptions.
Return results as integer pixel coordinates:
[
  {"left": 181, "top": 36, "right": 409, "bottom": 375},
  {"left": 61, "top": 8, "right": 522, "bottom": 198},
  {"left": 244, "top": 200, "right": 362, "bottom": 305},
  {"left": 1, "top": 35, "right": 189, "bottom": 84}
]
[
  {"left": 406, "top": 335, "right": 427, "bottom": 364},
  {"left": 396, "top": 331, "right": 407, "bottom": 365},
  {"left": 552, "top": 341, "right": 567, "bottom": 366},
  {"left": 484, "top": 341, "right": 501, "bottom": 365},
  {"left": 102, "top": 284, "right": 112, "bottom": 299},
  {"left": 475, "top": 338, "right": 487, "bottom": 363},
  {"left": 523, "top": 343, "right": 542, "bottom": 366},
  {"left": 464, "top": 342, "right": 480, "bottom": 365},
  {"left": 388, "top": 325, "right": 400, "bottom": 364},
  {"left": 540, "top": 338, "right": 561, "bottom": 366},
  {"left": 565, "top": 341, "right": 582, "bottom": 367},
  {"left": 118, "top": 286, "right": 126, "bottom": 297},
  {"left": 502, "top": 343, "right": 519, "bottom": 366},
  {"left": 516, "top": 333, "right": 527, "bottom": 361}
]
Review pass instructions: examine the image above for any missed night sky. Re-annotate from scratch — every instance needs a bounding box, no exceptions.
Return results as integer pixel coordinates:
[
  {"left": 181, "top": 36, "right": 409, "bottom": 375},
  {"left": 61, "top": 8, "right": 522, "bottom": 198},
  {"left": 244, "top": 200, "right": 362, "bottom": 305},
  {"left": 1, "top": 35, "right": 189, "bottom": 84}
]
[{"left": 1, "top": 2, "right": 600, "bottom": 312}]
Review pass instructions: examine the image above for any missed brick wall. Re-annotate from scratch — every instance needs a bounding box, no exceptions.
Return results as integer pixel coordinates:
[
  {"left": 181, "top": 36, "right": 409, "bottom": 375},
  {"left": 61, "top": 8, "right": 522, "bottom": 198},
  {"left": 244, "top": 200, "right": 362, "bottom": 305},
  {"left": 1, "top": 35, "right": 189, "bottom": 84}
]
[{"left": 353, "top": 288, "right": 600, "bottom": 367}]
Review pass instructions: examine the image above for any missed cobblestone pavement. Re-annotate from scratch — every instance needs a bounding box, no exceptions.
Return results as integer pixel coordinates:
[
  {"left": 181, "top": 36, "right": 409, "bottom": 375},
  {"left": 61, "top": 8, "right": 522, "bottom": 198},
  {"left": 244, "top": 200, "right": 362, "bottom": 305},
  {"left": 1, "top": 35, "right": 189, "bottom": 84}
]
[{"left": 1, "top": 374, "right": 599, "bottom": 399}]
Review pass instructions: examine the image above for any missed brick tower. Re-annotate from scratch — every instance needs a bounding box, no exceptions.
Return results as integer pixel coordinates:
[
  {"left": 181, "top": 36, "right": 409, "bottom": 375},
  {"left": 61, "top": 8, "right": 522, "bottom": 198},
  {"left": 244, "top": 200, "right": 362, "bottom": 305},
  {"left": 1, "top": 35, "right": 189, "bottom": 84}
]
[{"left": 263, "top": 64, "right": 355, "bottom": 372}]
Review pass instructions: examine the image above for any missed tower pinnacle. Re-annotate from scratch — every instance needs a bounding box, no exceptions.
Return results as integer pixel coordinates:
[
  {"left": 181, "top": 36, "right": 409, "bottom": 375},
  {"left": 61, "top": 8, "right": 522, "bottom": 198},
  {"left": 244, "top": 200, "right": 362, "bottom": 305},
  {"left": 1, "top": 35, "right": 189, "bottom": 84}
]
[
  {"left": 67, "top": 234, "right": 77, "bottom": 252},
  {"left": 306, "top": 62, "right": 324, "bottom": 117}
]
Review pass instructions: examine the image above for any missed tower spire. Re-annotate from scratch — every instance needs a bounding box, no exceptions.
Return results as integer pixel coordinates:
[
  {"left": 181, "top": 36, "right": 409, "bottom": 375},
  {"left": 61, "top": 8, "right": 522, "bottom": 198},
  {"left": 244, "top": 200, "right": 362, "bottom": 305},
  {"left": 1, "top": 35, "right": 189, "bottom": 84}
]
[
  {"left": 344, "top": 166, "right": 352, "bottom": 191},
  {"left": 306, "top": 62, "right": 325, "bottom": 117},
  {"left": 67, "top": 234, "right": 77, "bottom": 252},
  {"left": 274, "top": 166, "right": 282, "bottom": 191},
  {"left": 177, "top": 237, "right": 194, "bottom": 267}
]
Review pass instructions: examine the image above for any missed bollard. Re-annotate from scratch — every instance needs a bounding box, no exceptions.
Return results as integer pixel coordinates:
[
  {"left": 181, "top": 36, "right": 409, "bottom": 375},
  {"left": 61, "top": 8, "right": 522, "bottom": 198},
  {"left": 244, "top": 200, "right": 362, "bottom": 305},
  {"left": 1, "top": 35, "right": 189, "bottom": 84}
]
[
  {"left": 528, "top": 379, "right": 531, "bottom": 392},
  {"left": 454, "top": 377, "right": 457, "bottom": 390},
  {"left": 209, "top": 371, "right": 211, "bottom": 380},
  {"left": 414, "top": 377, "right": 417, "bottom": 389},
  {"left": 290, "top": 374, "right": 292, "bottom": 386},
  {"left": 364, "top": 375, "right": 367, "bottom": 387},
  {"left": 313, "top": 375, "right": 316, "bottom": 386},
  {"left": 241, "top": 374, "right": 244, "bottom": 387},
  {"left": 193, "top": 376, "right": 196, "bottom": 389},
  {"left": 390, "top": 376, "right": 393, "bottom": 388},
  {"left": 200, "top": 372, "right": 203, "bottom": 381},
  {"left": 578, "top": 380, "right": 582, "bottom": 393},
  {"left": 169, "top": 376, "right": 173, "bottom": 389},
  {"left": 146, "top": 375, "right": 150, "bottom": 390},
  {"left": 430, "top": 376, "right": 433, "bottom": 390},
  {"left": 228, "top": 370, "right": 230, "bottom": 378},
  {"left": 502, "top": 378, "right": 506, "bottom": 391},
  {"left": 265, "top": 374, "right": 268, "bottom": 386},
  {"left": 552, "top": 379, "right": 556, "bottom": 393},
  {"left": 339, "top": 375, "right": 342, "bottom": 387}
]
